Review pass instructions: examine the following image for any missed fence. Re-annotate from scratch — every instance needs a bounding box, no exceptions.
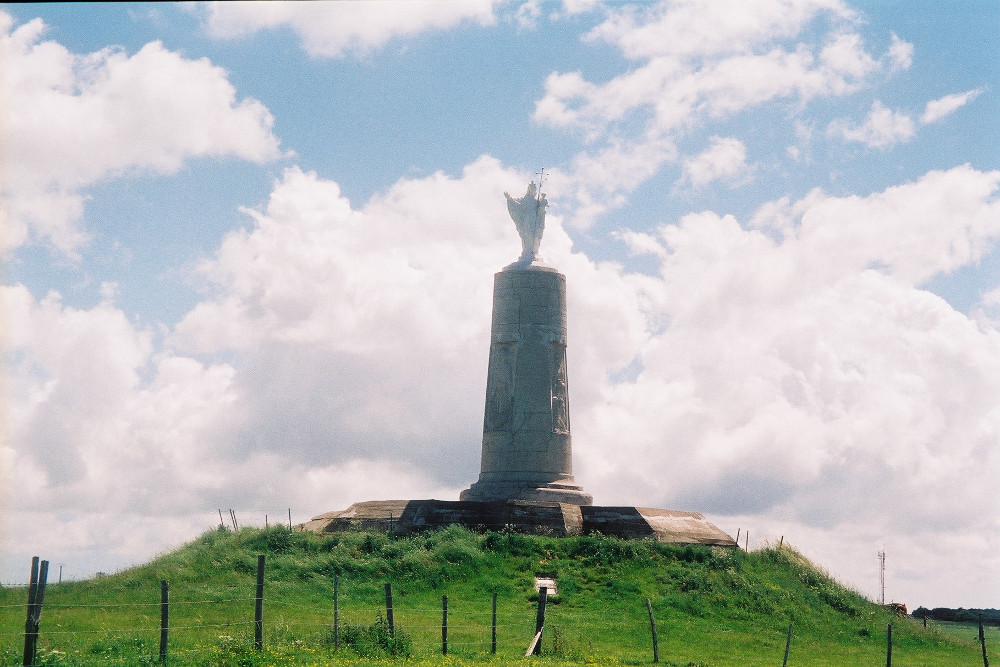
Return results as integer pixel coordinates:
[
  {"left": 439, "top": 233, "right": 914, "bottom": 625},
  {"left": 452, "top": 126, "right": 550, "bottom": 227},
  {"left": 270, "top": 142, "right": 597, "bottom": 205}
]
[
  {"left": 1, "top": 555, "right": 559, "bottom": 665},
  {"left": 0, "top": 554, "right": 993, "bottom": 666}
]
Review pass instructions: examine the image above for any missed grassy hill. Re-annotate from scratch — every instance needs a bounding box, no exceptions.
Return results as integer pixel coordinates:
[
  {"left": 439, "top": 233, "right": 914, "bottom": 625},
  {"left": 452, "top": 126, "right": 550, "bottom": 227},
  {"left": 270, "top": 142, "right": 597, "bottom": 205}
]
[{"left": 0, "top": 525, "right": 988, "bottom": 666}]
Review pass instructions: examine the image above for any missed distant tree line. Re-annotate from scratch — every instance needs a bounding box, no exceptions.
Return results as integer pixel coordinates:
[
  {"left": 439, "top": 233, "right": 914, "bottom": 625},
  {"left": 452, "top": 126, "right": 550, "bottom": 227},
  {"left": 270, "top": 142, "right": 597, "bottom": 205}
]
[{"left": 912, "top": 607, "right": 1000, "bottom": 625}]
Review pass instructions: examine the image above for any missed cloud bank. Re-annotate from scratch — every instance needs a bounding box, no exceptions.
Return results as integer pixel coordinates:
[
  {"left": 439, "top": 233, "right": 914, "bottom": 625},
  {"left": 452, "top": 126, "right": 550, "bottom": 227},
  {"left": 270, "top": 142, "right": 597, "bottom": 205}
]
[
  {"left": 199, "top": 0, "right": 499, "bottom": 59},
  {"left": 6, "top": 157, "right": 999, "bottom": 604},
  {"left": 0, "top": 12, "right": 282, "bottom": 254},
  {"left": 533, "top": 0, "right": 909, "bottom": 225},
  {"left": 3, "top": 1, "right": 997, "bottom": 611}
]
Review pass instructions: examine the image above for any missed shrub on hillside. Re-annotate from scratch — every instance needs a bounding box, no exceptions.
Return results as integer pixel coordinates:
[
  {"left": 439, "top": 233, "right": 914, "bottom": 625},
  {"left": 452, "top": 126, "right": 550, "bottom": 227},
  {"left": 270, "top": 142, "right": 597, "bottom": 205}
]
[
  {"left": 335, "top": 613, "right": 412, "bottom": 658},
  {"left": 482, "top": 530, "right": 543, "bottom": 557},
  {"left": 569, "top": 534, "right": 640, "bottom": 565}
]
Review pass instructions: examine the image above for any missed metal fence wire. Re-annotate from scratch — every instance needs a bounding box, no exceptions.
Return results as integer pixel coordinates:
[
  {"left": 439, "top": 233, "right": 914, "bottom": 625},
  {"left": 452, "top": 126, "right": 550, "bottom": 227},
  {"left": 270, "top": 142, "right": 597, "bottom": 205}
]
[{"left": 0, "top": 554, "right": 993, "bottom": 666}]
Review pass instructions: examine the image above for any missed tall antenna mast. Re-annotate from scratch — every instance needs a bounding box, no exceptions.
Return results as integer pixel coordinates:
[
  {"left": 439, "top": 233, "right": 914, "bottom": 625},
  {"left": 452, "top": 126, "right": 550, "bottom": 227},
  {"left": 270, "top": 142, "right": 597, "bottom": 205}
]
[{"left": 877, "top": 550, "right": 886, "bottom": 605}]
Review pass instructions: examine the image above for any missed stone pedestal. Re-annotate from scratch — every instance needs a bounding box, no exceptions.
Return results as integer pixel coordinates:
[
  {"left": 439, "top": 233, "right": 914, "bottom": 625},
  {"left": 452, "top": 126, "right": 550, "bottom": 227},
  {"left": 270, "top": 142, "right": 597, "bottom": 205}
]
[
  {"left": 303, "top": 500, "right": 737, "bottom": 547},
  {"left": 461, "top": 263, "right": 592, "bottom": 505}
]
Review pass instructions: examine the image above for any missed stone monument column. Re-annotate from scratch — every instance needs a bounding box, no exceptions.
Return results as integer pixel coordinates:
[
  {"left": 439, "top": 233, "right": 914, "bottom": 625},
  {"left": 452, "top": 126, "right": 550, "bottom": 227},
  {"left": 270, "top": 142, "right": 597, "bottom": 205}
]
[{"left": 461, "top": 182, "right": 592, "bottom": 506}]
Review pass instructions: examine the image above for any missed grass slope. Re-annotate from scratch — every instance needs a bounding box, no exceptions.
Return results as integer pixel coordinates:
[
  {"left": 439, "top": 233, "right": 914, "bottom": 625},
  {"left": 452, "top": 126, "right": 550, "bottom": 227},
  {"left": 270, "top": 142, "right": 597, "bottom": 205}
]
[{"left": 0, "top": 525, "right": 987, "bottom": 666}]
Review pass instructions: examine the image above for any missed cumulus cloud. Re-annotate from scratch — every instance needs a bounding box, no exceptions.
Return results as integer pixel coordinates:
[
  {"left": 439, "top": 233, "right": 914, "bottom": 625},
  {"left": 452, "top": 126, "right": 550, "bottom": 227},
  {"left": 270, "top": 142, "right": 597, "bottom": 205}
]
[
  {"left": 532, "top": 0, "right": 905, "bottom": 226},
  {"left": 921, "top": 88, "right": 984, "bottom": 124},
  {"left": 886, "top": 32, "right": 913, "bottom": 70},
  {"left": 168, "top": 159, "right": 1000, "bottom": 607},
  {"left": 171, "top": 156, "right": 649, "bottom": 484},
  {"left": 199, "top": 0, "right": 498, "bottom": 58},
  {"left": 677, "top": 136, "right": 749, "bottom": 187},
  {"left": 583, "top": 0, "right": 856, "bottom": 61},
  {"left": 827, "top": 100, "right": 914, "bottom": 148},
  {"left": 0, "top": 279, "right": 456, "bottom": 578},
  {"left": 5, "top": 154, "right": 1000, "bottom": 604},
  {"left": 548, "top": 137, "right": 676, "bottom": 227},
  {"left": 1, "top": 155, "right": 643, "bottom": 577},
  {"left": 516, "top": 0, "right": 600, "bottom": 28},
  {"left": 172, "top": 159, "right": 517, "bottom": 476},
  {"left": 0, "top": 11, "right": 283, "bottom": 254},
  {"left": 3, "top": 284, "right": 233, "bottom": 506},
  {"left": 599, "top": 165, "right": 1000, "bottom": 605},
  {"left": 827, "top": 86, "right": 981, "bottom": 149}
]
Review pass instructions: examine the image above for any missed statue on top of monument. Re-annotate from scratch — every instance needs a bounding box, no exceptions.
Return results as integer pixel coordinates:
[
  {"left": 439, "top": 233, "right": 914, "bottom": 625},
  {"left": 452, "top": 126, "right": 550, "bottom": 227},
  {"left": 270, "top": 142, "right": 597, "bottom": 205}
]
[{"left": 505, "top": 180, "right": 547, "bottom": 264}]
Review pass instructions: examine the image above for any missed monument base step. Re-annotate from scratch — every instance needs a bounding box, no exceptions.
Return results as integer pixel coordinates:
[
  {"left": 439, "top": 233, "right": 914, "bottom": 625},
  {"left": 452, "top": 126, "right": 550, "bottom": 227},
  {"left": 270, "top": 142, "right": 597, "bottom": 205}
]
[
  {"left": 301, "top": 499, "right": 736, "bottom": 546},
  {"left": 459, "top": 480, "right": 593, "bottom": 506}
]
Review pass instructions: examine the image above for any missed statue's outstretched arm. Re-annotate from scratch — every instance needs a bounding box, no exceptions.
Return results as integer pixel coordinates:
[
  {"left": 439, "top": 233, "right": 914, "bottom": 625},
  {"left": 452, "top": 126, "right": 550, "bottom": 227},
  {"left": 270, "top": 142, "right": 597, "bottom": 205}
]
[{"left": 505, "top": 193, "right": 517, "bottom": 219}]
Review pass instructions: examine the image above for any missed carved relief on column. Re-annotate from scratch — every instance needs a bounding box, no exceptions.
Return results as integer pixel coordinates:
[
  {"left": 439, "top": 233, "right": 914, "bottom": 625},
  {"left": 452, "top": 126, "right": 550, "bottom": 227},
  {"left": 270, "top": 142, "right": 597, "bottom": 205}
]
[
  {"left": 550, "top": 342, "right": 570, "bottom": 435},
  {"left": 484, "top": 341, "right": 515, "bottom": 432}
]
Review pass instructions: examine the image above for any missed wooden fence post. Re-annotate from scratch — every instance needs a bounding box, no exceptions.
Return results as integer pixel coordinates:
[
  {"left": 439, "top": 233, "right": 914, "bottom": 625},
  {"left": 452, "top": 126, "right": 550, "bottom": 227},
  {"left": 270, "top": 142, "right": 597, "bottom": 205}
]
[
  {"left": 886, "top": 623, "right": 892, "bottom": 667},
  {"left": 254, "top": 555, "right": 265, "bottom": 651},
  {"left": 782, "top": 622, "right": 793, "bottom": 667},
  {"left": 26, "top": 559, "right": 48, "bottom": 667},
  {"left": 441, "top": 595, "right": 448, "bottom": 655},
  {"left": 22, "top": 558, "right": 48, "bottom": 667},
  {"left": 24, "top": 559, "right": 49, "bottom": 665},
  {"left": 979, "top": 615, "right": 989, "bottom": 667},
  {"left": 333, "top": 575, "right": 340, "bottom": 650},
  {"left": 22, "top": 557, "right": 39, "bottom": 667},
  {"left": 646, "top": 598, "right": 660, "bottom": 663},
  {"left": 491, "top": 591, "right": 498, "bottom": 654},
  {"left": 533, "top": 586, "right": 548, "bottom": 655},
  {"left": 159, "top": 580, "right": 169, "bottom": 664},
  {"left": 384, "top": 583, "right": 395, "bottom": 637}
]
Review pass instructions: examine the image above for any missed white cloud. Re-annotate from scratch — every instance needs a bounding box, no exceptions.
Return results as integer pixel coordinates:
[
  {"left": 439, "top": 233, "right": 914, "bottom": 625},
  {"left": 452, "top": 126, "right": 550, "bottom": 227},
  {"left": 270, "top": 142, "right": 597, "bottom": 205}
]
[
  {"left": 886, "top": 32, "right": 913, "bottom": 70},
  {"left": 168, "top": 159, "right": 1000, "bottom": 607},
  {"left": 548, "top": 136, "right": 676, "bottom": 227},
  {"left": 558, "top": 0, "right": 600, "bottom": 17},
  {"left": 0, "top": 276, "right": 458, "bottom": 580},
  {"left": 3, "top": 285, "right": 235, "bottom": 504},
  {"left": 535, "top": 28, "right": 880, "bottom": 138},
  {"left": 678, "top": 136, "right": 749, "bottom": 187},
  {"left": 171, "top": 156, "right": 649, "bottom": 478},
  {"left": 973, "top": 285, "right": 1000, "bottom": 332},
  {"left": 532, "top": 0, "right": 901, "bottom": 227},
  {"left": 579, "top": 166, "right": 1000, "bottom": 606},
  {"left": 200, "top": 0, "right": 498, "bottom": 58},
  {"left": 0, "top": 155, "right": 645, "bottom": 582},
  {"left": 0, "top": 11, "right": 283, "bottom": 254},
  {"left": 172, "top": 159, "right": 522, "bottom": 476},
  {"left": 827, "top": 100, "right": 914, "bottom": 148},
  {"left": 921, "top": 88, "right": 984, "bottom": 124},
  {"left": 515, "top": 0, "right": 597, "bottom": 29},
  {"left": 6, "top": 155, "right": 1000, "bottom": 605},
  {"left": 583, "top": 0, "right": 855, "bottom": 61},
  {"left": 755, "top": 165, "right": 1000, "bottom": 283}
]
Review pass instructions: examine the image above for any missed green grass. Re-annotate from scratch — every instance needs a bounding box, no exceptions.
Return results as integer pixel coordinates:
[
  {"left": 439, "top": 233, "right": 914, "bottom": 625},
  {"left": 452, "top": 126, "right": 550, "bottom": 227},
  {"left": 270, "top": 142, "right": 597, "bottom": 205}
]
[{"left": 0, "top": 525, "right": 989, "bottom": 666}]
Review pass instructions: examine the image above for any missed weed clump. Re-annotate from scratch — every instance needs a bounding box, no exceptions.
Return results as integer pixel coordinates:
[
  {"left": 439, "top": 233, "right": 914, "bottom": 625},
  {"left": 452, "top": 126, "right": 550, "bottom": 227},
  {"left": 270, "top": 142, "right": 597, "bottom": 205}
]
[
  {"left": 482, "top": 529, "right": 544, "bottom": 557},
  {"left": 335, "top": 613, "right": 412, "bottom": 657}
]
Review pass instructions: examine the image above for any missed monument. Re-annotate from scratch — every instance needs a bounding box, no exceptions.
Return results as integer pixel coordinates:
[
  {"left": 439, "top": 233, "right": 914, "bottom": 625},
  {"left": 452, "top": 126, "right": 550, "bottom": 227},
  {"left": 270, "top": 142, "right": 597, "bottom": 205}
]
[
  {"left": 303, "top": 179, "right": 735, "bottom": 547},
  {"left": 460, "top": 182, "right": 591, "bottom": 505}
]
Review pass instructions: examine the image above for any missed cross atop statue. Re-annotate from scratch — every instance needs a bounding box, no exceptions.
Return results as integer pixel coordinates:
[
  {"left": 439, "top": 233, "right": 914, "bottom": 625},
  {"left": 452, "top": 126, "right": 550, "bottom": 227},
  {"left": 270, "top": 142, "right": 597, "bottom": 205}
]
[{"left": 504, "top": 178, "right": 547, "bottom": 264}]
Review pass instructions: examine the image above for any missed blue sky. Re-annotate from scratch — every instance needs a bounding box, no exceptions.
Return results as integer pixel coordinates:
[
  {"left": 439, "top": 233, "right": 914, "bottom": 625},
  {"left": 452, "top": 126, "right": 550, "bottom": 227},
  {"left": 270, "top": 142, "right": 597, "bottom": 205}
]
[{"left": 2, "top": 1, "right": 998, "bottom": 609}]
